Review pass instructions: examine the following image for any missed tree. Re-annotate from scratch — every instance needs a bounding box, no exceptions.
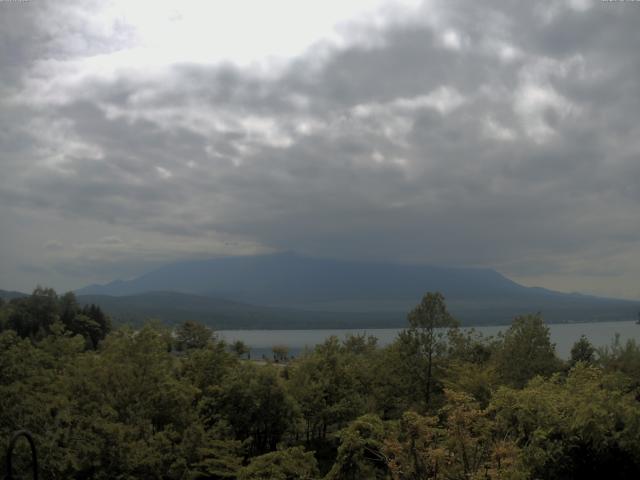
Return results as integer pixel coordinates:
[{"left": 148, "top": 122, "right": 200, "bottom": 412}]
[
  {"left": 69, "top": 314, "right": 102, "bottom": 349},
  {"left": 443, "top": 329, "right": 499, "bottom": 408},
  {"left": 56, "top": 293, "right": 112, "bottom": 349},
  {"left": 175, "top": 320, "right": 214, "bottom": 351},
  {"left": 272, "top": 344, "right": 289, "bottom": 362},
  {"left": 493, "top": 314, "right": 561, "bottom": 388},
  {"left": 325, "top": 415, "right": 389, "bottom": 480},
  {"left": 399, "top": 292, "right": 458, "bottom": 406},
  {"left": 200, "top": 364, "right": 298, "bottom": 455},
  {"left": 596, "top": 334, "right": 640, "bottom": 382},
  {"left": 384, "top": 410, "right": 444, "bottom": 480},
  {"left": 230, "top": 340, "right": 250, "bottom": 359},
  {"left": 237, "top": 447, "right": 319, "bottom": 480},
  {"left": 182, "top": 341, "right": 237, "bottom": 394},
  {"left": 8, "top": 287, "right": 60, "bottom": 339},
  {"left": 570, "top": 335, "right": 595, "bottom": 367},
  {"left": 384, "top": 392, "right": 525, "bottom": 480},
  {"left": 79, "top": 303, "right": 111, "bottom": 347},
  {"left": 55, "top": 324, "right": 199, "bottom": 479},
  {"left": 0, "top": 299, "right": 8, "bottom": 332},
  {"left": 342, "top": 333, "right": 378, "bottom": 355},
  {"left": 1, "top": 290, "right": 110, "bottom": 348},
  {"left": 491, "top": 365, "right": 640, "bottom": 479},
  {"left": 182, "top": 424, "right": 244, "bottom": 479},
  {"left": 59, "top": 291, "right": 79, "bottom": 329},
  {"left": 441, "top": 390, "right": 523, "bottom": 479},
  {"left": 288, "top": 337, "right": 368, "bottom": 445}
]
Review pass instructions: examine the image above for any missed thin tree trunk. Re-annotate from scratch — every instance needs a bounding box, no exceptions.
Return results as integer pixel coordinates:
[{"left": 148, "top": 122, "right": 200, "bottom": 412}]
[{"left": 426, "top": 347, "right": 433, "bottom": 405}]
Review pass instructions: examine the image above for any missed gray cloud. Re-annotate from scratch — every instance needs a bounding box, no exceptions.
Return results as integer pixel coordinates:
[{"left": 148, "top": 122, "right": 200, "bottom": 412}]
[{"left": 1, "top": 0, "right": 640, "bottom": 298}]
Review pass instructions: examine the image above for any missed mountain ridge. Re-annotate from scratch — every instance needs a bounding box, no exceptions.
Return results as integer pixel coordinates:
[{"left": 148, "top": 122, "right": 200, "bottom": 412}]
[
  {"left": 75, "top": 290, "right": 404, "bottom": 329},
  {"left": 72, "top": 253, "right": 640, "bottom": 327},
  {"left": 0, "top": 289, "right": 29, "bottom": 300},
  {"left": 75, "top": 252, "right": 539, "bottom": 300}
]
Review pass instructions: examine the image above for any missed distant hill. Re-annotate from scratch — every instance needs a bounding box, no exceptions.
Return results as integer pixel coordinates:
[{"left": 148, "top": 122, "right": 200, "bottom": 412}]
[
  {"left": 76, "top": 253, "right": 640, "bottom": 326},
  {"left": 0, "top": 289, "right": 28, "bottom": 300},
  {"left": 76, "top": 291, "right": 402, "bottom": 330}
]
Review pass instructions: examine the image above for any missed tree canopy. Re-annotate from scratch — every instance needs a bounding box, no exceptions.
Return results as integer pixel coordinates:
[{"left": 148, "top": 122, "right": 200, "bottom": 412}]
[{"left": 1, "top": 289, "right": 638, "bottom": 479}]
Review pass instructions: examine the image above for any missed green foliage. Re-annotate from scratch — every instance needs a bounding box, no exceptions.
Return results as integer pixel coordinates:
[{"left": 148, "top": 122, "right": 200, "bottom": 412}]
[
  {"left": 570, "top": 334, "right": 595, "bottom": 366},
  {"left": 342, "top": 333, "right": 378, "bottom": 355},
  {"left": 443, "top": 360, "right": 498, "bottom": 408},
  {"left": 365, "top": 342, "right": 417, "bottom": 417},
  {"left": 384, "top": 394, "right": 525, "bottom": 480},
  {"left": 79, "top": 303, "right": 112, "bottom": 346},
  {"left": 442, "top": 328, "right": 500, "bottom": 407},
  {"left": 597, "top": 334, "right": 640, "bottom": 382},
  {"left": 181, "top": 340, "right": 237, "bottom": 393},
  {"left": 440, "top": 390, "right": 524, "bottom": 479},
  {"left": 407, "top": 292, "right": 457, "bottom": 331},
  {"left": 272, "top": 344, "right": 290, "bottom": 362},
  {"left": 200, "top": 363, "right": 298, "bottom": 455},
  {"left": 175, "top": 320, "right": 214, "bottom": 351},
  {"left": 7, "top": 286, "right": 60, "bottom": 339},
  {"left": 1, "top": 288, "right": 110, "bottom": 348},
  {"left": 230, "top": 339, "right": 250, "bottom": 358},
  {"left": 288, "top": 336, "right": 369, "bottom": 446},
  {"left": 493, "top": 314, "right": 562, "bottom": 388},
  {"left": 237, "top": 446, "right": 320, "bottom": 480},
  {"left": 398, "top": 292, "right": 459, "bottom": 407},
  {"left": 325, "top": 414, "right": 389, "bottom": 480},
  {"left": 184, "top": 424, "right": 244, "bottom": 479},
  {"left": 491, "top": 365, "right": 640, "bottom": 479},
  {"left": 447, "top": 327, "right": 496, "bottom": 364},
  {"left": 2, "top": 287, "right": 640, "bottom": 479}
]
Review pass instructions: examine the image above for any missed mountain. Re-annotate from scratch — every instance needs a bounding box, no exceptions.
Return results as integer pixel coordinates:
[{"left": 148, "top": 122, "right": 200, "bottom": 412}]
[
  {"left": 0, "top": 289, "right": 29, "bottom": 300},
  {"left": 76, "top": 253, "right": 640, "bottom": 326},
  {"left": 76, "top": 291, "right": 402, "bottom": 330},
  {"left": 75, "top": 252, "right": 528, "bottom": 302}
]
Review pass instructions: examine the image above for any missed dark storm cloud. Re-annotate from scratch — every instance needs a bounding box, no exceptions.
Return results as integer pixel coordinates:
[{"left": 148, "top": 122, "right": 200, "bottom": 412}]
[{"left": 1, "top": 0, "right": 640, "bottom": 296}]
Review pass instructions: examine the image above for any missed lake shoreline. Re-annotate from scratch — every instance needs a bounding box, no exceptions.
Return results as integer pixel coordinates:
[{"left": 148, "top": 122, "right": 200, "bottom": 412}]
[
  {"left": 218, "top": 317, "right": 638, "bottom": 332},
  {"left": 218, "top": 320, "right": 640, "bottom": 360}
]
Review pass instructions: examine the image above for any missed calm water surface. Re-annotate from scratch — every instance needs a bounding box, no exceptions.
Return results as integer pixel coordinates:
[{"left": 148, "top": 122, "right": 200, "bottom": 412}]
[{"left": 219, "top": 320, "right": 640, "bottom": 360}]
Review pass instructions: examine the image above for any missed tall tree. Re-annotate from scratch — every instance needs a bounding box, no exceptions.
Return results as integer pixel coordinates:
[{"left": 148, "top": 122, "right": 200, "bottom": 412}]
[
  {"left": 8, "top": 286, "right": 59, "bottom": 339},
  {"left": 288, "top": 337, "right": 368, "bottom": 445},
  {"left": 175, "top": 320, "right": 214, "bottom": 351},
  {"left": 494, "top": 314, "right": 561, "bottom": 387},
  {"left": 80, "top": 303, "right": 111, "bottom": 347},
  {"left": 569, "top": 335, "right": 595, "bottom": 367},
  {"left": 200, "top": 364, "right": 297, "bottom": 456},
  {"left": 399, "top": 292, "right": 458, "bottom": 406},
  {"left": 59, "top": 291, "right": 79, "bottom": 329}
]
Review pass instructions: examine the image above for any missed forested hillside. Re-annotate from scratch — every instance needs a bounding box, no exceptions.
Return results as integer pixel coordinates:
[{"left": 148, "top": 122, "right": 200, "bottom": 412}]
[
  {"left": 2, "top": 289, "right": 640, "bottom": 479},
  {"left": 75, "top": 291, "right": 404, "bottom": 329}
]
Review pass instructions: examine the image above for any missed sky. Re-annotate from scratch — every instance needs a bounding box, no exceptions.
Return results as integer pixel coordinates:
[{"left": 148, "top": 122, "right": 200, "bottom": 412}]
[{"left": 1, "top": 0, "right": 639, "bottom": 299}]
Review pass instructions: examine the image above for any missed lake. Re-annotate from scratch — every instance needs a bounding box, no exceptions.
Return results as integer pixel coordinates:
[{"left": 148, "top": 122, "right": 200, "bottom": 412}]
[{"left": 219, "top": 320, "right": 640, "bottom": 360}]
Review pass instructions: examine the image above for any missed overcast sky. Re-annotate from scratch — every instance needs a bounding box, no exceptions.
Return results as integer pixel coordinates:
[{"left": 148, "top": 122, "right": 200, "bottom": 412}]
[{"left": 1, "top": 0, "right": 639, "bottom": 298}]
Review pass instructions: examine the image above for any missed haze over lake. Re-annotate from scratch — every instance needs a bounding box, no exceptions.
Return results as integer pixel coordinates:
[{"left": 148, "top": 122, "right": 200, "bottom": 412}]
[{"left": 220, "top": 320, "right": 640, "bottom": 360}]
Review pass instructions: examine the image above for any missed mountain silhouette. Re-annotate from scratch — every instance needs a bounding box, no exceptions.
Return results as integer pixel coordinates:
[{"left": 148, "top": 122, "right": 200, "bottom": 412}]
[{"left": 75, "top": 253, "right": 640, "bottom": 326}]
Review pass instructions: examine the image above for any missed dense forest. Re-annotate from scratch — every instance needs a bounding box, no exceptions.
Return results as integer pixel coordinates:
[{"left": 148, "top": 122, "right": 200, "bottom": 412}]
[{"left": 2, "top": 289, "right": 640, "bottom": 479}]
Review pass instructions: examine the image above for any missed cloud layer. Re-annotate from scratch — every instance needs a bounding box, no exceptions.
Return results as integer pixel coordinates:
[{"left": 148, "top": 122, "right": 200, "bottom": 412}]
[{"left": 1, "top": 0, "right": 640, "bottom": 298}]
